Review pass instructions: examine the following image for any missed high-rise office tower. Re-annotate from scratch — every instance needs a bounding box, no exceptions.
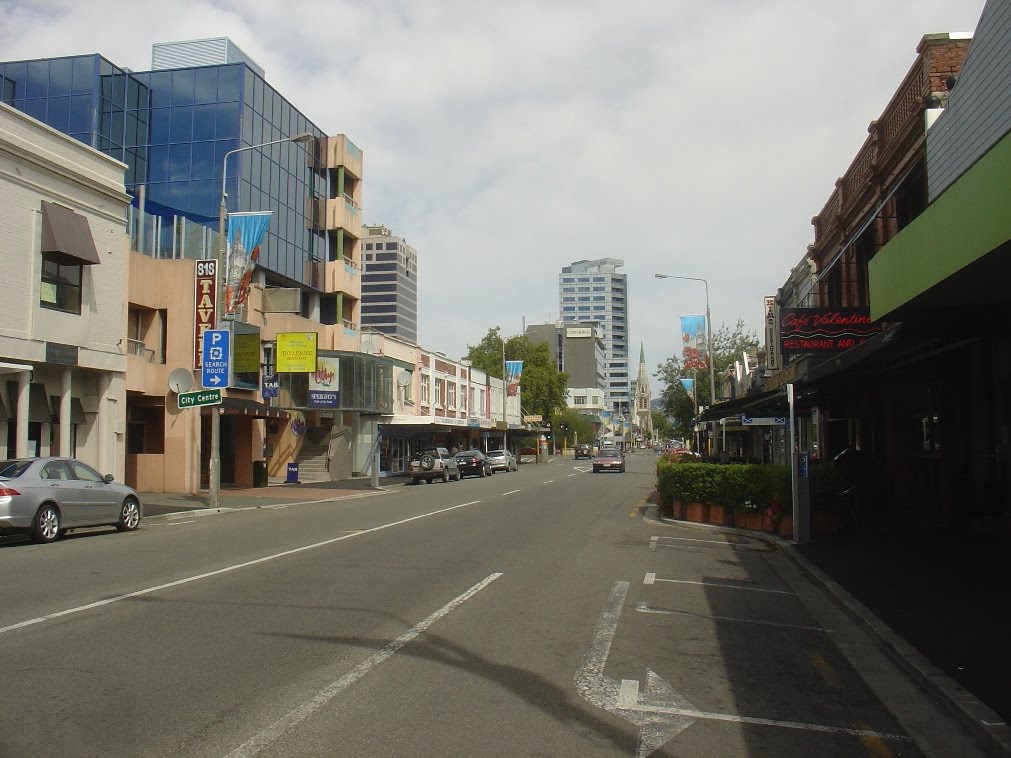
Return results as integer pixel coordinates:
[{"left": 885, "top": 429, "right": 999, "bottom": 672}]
[
  {"left": 559, "top": 258, "right": 629, "bottom": 416},
  {"left": 361, "top": 224, "right": 418, "bottom": 343}
]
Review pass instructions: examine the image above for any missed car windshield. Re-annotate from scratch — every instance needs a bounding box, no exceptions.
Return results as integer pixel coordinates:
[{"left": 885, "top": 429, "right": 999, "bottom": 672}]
[
  {"left": 412, "top": 449, "right": 438, "bottom": 459},
  {"left": 457, "top": 450, "right": 481, "bottom": 456},
  {"left": 0, "top": 460, "right": 32, "bottom": 478},
  {"left": 486, "top": 451, "right": 505, "bottom": 457}
]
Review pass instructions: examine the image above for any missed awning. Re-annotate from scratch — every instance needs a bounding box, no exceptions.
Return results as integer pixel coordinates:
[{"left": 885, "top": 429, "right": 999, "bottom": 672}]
[
  {"left": 802, "top": 324, "right": 904, "bottom": 384},
  {"left": 41, "top": 201, "right": 101, "bottom": 265},
  {"left": 49, "top": 396, "right": 87, "bottom": 424},
  {"left": 699, "top": 387, "right": 788, "bottom": 422},
  {"left": 4, "top": 382, "right": 52, "bottom": 422},
  {"left": 200, "top": 397, "right": 290, "bottom": 420}
]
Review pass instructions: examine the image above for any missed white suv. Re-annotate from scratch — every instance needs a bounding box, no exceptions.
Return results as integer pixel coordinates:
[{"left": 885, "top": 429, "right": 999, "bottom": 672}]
[{"left": 408, "top": 447, "right": 461, "bottom": 484}]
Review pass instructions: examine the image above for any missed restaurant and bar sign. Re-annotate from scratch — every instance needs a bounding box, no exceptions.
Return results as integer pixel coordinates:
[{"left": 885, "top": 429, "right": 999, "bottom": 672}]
[{"left": 780, "top": 307, "right": 881, "bottom": 354}]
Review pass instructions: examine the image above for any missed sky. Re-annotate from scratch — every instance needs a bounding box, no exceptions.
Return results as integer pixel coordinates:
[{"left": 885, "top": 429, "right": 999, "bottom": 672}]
[{"left": 1, "top": 0, "right": 986, "bottom": 384}]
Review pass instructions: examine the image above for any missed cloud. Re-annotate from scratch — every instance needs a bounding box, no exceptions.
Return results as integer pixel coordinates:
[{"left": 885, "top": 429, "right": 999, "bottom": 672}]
[{"left": 0, "top": 0, "right": 985, "bottom": 381}]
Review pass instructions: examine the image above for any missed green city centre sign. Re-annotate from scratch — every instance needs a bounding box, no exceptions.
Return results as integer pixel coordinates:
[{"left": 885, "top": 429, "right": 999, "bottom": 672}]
[{"left": 178, "top": 389, "right": 223, "bottom": 409}]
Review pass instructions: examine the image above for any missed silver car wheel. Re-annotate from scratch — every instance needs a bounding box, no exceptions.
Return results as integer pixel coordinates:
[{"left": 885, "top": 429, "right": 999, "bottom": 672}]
[
  {"left": 117, "top": 498, "right": 141, "bottom": 531},
  {"left": 32, "top": 505, "right": 61, "bottom": 543}
]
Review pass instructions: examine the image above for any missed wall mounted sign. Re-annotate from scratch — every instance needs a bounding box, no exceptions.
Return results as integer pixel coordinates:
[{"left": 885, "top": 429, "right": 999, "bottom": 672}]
[
  {"left": 193, "top": 259, "right": 217, "bottom": 369},
  {"left": 779, "top": 307, "right": 881, "bottom": 354}
]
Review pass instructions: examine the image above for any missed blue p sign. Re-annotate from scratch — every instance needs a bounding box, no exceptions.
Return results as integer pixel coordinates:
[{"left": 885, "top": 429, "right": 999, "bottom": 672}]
[{"left": 201, "top": 329, "right": 231, "bottom": 389}]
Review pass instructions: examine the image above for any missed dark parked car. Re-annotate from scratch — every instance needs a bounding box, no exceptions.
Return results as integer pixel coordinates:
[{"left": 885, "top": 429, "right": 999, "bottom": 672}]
[
  {"left": 574, "top": 444, "right": 592, "bottom": 460},
  {"left": 408, "top": 447, "right": 461, "bottom": 484},
  {"left": 592, "top": 448, "right": 625, "bottom": 473},
  {"left": 454, "top": 450, "right": 493, "bottom": 478},
  {"left": 0, "top": 457, "right": 143, "bottom": 543}
]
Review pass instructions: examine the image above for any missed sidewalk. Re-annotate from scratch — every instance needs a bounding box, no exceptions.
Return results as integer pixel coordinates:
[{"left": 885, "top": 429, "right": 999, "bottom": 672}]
[
  {"left": 140, "top": 476, "right": 408, "bottom": 518},
  {"left": 655, "top": 511, "right": 1011, "bottom": 756},
  {"left": 791, "top": 528, "right": 1011, "bottom": 755}
]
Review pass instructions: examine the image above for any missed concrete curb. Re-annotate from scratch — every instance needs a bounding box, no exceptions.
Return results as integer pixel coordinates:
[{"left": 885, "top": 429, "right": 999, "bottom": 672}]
[
  {"left": 652, "top": 507, "right": 1010, "bottom": 757},
  {"left": 778, "top": 540, "right": 1011, "bottom": 758}
]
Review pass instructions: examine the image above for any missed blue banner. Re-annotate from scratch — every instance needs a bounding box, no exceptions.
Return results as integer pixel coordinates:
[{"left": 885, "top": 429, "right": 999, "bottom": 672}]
[
  {"left": 505, "top": 360, "right": 523, "bottom": 397},
  {"left": 679, "top": 377, "right": 696, "bottom": 404},
  {"left": 680, "top": 314, "right": 709, "bottom": 371},
  {"left": 224, "top": 212, "right": 272, "bottom": 314}
]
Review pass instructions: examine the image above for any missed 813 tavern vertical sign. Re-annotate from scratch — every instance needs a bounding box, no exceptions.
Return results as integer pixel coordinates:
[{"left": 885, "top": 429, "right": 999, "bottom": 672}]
[{"left": 194, "top": 260, "right": 217, "bottom": 369}]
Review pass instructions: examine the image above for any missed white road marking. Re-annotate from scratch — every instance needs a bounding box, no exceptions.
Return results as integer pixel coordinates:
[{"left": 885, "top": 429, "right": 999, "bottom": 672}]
[
  {"left": 648, "top": 577, "right": 794, "bottom": 596},
  {"left": 501, "top": 490, "right": 520, "bottom": 496},
  {"left": 657, "top": 536, "right": 752, "bottom": 547},
  {"left": 618, "top": 679, "right": 640, "bottom": 709},
  {"left": 260, "top": 505, "right": 287, "bottom": 510},
  {"left": 650, "top": 536, "right": 659, "bottom": 552},
  {"left": 0, "top": 500, "right": 484, "bottom": 637},
  {"left": 636, "top": 601, "right": 827, "bottom": 632},
  {"left": 153, "top": 520, "right": 197, "bottom": 526},
  {"left": 578, "top": 584, "right": 905, "bottom": 751},
  {"left": 542, "top": 480, "right": 554, "bottom": 484},
  {"left": 224, "top": 573, "right": 503, "bottom": 758},
  {"left": 644, "top": 573, "right": 656, "bottom": 585},
  {"left": 623, "top": 700, "right": 909, "bottom": 742}
]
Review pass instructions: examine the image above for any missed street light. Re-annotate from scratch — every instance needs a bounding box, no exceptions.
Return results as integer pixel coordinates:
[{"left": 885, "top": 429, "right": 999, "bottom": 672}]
[
  {"left": 655, "top": 273, "right": 719, "bottom": 457},
  {"left": 209, "top": 131, "right": 316, "bottom": 509}
]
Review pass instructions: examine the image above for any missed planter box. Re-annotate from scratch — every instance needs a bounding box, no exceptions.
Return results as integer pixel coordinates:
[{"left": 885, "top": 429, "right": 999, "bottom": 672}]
[
  {"left": 686, "top": 502, "right": 709, "bottom": 523},
  {"left": 738, "top": 511, "right": 765, "bottom": 531},
  {"left": 708, "top": 504, "right": 733, "bottom": 526},
  {"left": 778, "top": 515, "right": 793, "bottom": 539},
  {"left": 672, "top": 500, "right": 685, "bottom": 520}
]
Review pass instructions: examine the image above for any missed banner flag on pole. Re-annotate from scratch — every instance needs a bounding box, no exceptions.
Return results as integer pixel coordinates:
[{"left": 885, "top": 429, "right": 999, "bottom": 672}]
[
  {"left": 505, "top": 360, "right": 524, "bottom": 397},
  {"left": 679, "top": 377, "right": 696, "bottom": 403},
  {"left": 679, "top": 314, "right": 709, "bottom": 371},
  {"left": 224, "top": 211, "right": 272, "bottom": 315}
]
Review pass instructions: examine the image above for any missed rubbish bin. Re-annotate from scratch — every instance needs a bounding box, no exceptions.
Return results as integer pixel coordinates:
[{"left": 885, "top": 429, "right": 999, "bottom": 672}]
[{"left": 252, "top": 460, "right": 268, "bottom": 488}]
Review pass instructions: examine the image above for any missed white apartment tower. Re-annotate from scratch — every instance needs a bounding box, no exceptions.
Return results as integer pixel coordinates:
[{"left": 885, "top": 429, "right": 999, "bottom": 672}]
[
  {"left": 361, "top": 224, "right": 418, "bottom": 343},
  {"left": 559, "top": 258, "right": 629, "bottom": 416}
]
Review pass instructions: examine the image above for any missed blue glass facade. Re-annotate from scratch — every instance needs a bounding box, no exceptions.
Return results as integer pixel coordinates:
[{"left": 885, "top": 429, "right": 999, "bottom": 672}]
[{"left": 0, "top": 54, "right": 327, "bottom": 287}]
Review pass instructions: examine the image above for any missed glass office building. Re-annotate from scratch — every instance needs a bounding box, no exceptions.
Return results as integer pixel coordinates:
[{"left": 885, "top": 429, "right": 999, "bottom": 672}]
[
  {"left": 559, "top": 258, "right": 630, "bottom": 415},
  {"left": 0, "top": 52, "right": 333, "bottom": 287},
  {"left": 361, "top": 225, "right": 419, "bottom": 343}
]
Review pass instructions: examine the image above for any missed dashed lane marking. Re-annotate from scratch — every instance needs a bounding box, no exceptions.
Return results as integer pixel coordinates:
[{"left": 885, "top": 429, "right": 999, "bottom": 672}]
[
  {"left": 636, "top": 601, "right": 828, "bottom": 632},
  {"left": 644, "top": 576, "right": 794, "bottom": 595}
]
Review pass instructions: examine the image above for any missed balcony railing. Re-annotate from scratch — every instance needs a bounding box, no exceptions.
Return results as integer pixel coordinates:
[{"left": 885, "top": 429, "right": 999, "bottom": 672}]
[{"left": 126, "top": 339, "right": 156, "bottom": 362}]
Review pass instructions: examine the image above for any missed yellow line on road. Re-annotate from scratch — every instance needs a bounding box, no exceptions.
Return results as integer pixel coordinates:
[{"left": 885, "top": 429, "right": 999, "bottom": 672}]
[
  {"left": 630, "top": 495, "right": 650, "bottom": 518},
  {"left": 808, "top": 652, "right": 844, "bottom": 690},
  {"left": 856, "top": 721, "right": 895, "bottom": 757}
]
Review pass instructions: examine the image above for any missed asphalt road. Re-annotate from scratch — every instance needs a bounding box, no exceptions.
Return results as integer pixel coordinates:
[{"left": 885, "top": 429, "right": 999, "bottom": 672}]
[{"left": 0, "top": 453, "right": 992, "bottom": 757}]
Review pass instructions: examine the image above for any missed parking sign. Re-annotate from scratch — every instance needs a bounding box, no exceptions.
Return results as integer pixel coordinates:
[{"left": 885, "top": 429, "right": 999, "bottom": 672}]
[{"left": 201, "top": 329, "right": 231, "bottom": 388}]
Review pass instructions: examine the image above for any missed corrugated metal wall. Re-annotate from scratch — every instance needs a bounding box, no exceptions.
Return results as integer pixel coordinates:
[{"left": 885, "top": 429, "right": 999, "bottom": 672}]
[{"left": 927, "top": 2, "right": 1010, "bottom": 201}]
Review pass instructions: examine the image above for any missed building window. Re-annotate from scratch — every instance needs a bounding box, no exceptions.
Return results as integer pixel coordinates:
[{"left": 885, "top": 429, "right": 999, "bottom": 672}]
[
  {"left": 447, "top": 383, "right": 456, "bottom": 409},
  {"left": 40, "top": 253, "right": 82, "bottom": 313},
  {"left": 421, "top": 374, "right": 430, "bottom": 404}
]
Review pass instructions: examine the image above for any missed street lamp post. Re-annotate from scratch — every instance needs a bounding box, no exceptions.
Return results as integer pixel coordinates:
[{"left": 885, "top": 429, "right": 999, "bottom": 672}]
[
  {"left": 655, "top": 273, "right": 719, "bottom": 457},
  {"left": 209, "top": 132, "right": 315, "bottom": 509},
  {"left": 501, "top": 337, "right": 508, "bottom": 454}
]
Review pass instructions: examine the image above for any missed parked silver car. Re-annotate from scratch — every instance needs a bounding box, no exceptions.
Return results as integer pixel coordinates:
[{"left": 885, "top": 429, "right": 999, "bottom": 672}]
[
  {"left": 0, "top": 457, "right": 143, "bottom": 543},
  {"left": 485, "top": 449, "right": 517, "bottom": 472}
]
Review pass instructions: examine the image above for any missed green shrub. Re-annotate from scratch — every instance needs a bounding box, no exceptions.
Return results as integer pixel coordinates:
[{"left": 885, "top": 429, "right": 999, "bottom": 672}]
[{"left": 656, "top": 460, "right": 791, "bottom": 512}]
